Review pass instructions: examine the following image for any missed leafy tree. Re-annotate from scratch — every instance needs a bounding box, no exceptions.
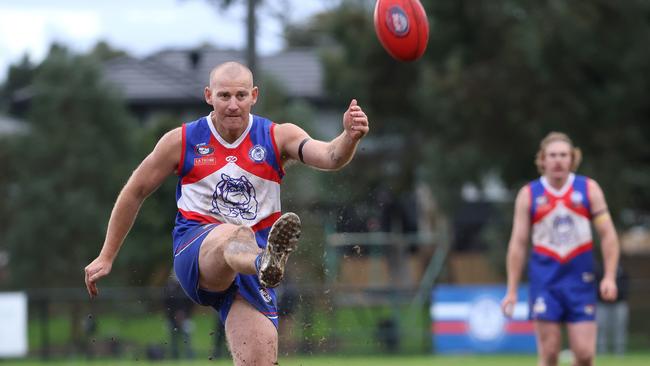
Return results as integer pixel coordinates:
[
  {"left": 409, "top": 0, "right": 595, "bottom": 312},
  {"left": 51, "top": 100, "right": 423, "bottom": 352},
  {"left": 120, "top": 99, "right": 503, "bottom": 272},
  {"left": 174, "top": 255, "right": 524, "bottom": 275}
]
[
  {"left": 417, "top": 0, "right": 650, "bottom": 215},
  {"left": 287, "top": 2, "right": 429, "bottom": 218},
  {"left": 88, "top": 41, "right": 128, "bottom": 62},
  {"left": 114, "top": 114, "right": 182, "bottom": 286},
  {"left": 3, "top": 45, "right": 137, "bottom": 288},
  {"left": 202, "top": 0, "right": 260, "bottom": 73},
  {"left": 1, "top": 55, "right": 35, "bottom": 112},
  {"left": 299, "top": 0, "right": 650, "bottom": 219}
]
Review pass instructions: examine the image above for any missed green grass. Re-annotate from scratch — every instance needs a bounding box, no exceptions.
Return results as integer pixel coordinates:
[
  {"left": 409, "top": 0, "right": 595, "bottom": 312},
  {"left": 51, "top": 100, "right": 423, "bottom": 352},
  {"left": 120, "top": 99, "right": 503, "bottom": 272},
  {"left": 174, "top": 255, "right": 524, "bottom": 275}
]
[
  {"left": 25, "top": 302, "right": 650, "bottom": 364},
  {"left": 5, "top": 354, "right": 650, "bottom": 366},
  {"left": 28, "top": 304, "right": 431, "bottom": 356},
  {"left": 28, "top": 309, "right": 224, "bottom": 355}
]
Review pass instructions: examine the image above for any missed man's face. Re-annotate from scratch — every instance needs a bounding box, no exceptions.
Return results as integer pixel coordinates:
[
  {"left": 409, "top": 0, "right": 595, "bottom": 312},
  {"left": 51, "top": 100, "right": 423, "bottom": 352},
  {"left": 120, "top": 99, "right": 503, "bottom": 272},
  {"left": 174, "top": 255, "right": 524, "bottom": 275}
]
[
  {"left": 205, "top": 74, "right": 258, "bottom": 131},
  {"left": 542, "top": 140, "right": 572, "bottom": 180}
]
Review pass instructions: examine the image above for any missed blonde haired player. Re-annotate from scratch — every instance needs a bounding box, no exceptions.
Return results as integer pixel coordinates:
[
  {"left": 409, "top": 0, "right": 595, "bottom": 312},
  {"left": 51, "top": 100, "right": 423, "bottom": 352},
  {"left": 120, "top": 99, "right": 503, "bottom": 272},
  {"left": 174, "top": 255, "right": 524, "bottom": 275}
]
[{"left": 501, "top": 132, "right": 620, "bottom": 366}]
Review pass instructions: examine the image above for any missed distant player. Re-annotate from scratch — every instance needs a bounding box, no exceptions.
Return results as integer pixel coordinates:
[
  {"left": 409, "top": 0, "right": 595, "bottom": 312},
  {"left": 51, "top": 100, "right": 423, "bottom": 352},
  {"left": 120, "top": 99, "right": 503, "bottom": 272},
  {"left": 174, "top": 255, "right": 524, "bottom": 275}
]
[
  {"left": 501, "top": 132, "right": 620, "bottom": 366},
  {"left": 84, "top": 61, "right": 369, "bottom": 365}
]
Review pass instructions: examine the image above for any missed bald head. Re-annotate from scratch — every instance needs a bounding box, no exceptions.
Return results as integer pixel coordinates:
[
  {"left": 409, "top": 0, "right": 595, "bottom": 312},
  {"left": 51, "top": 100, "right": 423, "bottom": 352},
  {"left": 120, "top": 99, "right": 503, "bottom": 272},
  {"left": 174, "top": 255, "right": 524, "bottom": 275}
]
[{"left": 209, "top": 62, "right": 254, "bottom": 88}]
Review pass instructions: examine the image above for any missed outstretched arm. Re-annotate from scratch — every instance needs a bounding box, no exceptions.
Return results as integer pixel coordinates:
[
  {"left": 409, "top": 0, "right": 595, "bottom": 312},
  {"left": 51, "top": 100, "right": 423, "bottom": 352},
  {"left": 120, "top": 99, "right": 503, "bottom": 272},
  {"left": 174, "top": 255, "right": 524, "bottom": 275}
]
[
  {"left": 589, "top": 179, "right": 620, "bottom": 302},
  {"left": 84, "top": 128, "right": 181, "bottom": 298},
  {"left": 275, "top": 99, "right": 369, "bottom": 170},
  {"left": 501, "top": 186, "right": 531, "bottom": 317}
]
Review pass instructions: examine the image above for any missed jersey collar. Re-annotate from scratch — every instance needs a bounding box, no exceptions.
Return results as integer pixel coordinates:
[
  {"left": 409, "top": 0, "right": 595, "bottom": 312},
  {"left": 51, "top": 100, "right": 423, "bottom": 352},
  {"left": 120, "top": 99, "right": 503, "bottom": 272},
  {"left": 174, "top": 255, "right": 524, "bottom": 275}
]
[
  {"left": 207, "top": 112, "right": 254, "bottom": 149},
  {"left": 540, "top": 173, "right": 575, "bottom": 197}
]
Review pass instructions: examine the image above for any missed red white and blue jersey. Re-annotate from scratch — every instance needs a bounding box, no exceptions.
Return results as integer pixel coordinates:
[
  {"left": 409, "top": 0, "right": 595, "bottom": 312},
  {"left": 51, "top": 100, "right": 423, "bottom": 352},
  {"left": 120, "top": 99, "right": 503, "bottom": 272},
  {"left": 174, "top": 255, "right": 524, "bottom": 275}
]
[
  {"left": 173, "top": 113, "right": 284, "bottom": 251},
  {"left": 528, "top": 173, "right": 594, "bottom": 290}
]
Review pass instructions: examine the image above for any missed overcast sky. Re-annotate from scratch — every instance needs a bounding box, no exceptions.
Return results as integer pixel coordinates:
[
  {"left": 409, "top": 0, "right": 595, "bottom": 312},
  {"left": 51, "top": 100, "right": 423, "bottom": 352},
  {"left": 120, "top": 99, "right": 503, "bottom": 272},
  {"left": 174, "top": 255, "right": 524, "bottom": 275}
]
[{"left": 0, "top": 0, "right": 337, "bottom": 81}]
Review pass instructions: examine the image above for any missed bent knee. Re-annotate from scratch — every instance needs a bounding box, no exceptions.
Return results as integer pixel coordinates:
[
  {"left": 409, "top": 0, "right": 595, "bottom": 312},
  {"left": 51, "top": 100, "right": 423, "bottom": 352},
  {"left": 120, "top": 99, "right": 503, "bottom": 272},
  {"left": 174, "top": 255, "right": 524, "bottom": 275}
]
[
  {"left": 203, "top": 225, "right": 254, "bottom": 249},
  {"left": 230, "top": 225, "right": 255, "bottom": 241}
]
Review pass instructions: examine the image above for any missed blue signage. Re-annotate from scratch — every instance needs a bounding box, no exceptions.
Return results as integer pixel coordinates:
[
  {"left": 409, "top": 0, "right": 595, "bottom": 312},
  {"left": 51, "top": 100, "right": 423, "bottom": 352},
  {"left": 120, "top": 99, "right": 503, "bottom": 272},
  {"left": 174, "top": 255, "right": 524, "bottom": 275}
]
[{"left": 431, "top": 285, "right": 536, "bottom": 353}]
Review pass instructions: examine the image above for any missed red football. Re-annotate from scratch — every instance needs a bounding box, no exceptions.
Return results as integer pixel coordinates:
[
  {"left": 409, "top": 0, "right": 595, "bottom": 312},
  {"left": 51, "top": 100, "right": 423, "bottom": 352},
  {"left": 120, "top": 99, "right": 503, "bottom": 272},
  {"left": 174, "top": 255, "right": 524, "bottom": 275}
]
[{"left": 373, "top": 0, "right": 429, "bottom": 62}]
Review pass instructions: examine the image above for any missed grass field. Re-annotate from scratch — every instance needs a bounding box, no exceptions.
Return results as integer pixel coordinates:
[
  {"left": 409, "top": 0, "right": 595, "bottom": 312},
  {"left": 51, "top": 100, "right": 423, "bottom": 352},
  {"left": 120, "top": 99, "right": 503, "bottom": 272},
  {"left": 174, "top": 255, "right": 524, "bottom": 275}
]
[
  {"left": 24, "top": 298, "right": 650, "bottom": 365},
  {"left": 27, "top": 304, "right": 435, "bottom": 356},
  {"left": 6, "top": 354, "right": 650, "bottom": 366}
]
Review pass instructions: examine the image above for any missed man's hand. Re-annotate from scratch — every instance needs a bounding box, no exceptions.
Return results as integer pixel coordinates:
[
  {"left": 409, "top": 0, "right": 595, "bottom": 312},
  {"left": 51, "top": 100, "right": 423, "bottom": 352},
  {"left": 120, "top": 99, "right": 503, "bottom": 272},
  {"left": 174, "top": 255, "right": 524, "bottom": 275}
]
[
  {"left": 343, "top": 99, "right": 369, "bottom": 141},
  {"left": 501, "top": 292, "right": 517, "bottom": 318},
  {"left": 84, "top": 256, "right": 113, "bottom": 299},
  {"left": 599, "top": 276, "right": 618, "bottom": 302}
]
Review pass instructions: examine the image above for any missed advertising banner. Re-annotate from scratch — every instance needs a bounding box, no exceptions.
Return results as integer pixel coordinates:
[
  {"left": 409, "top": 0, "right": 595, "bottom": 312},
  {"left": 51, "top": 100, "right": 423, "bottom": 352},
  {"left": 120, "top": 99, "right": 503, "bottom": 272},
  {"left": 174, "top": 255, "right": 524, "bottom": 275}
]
[{"left": 431, "top": 285, "right": 536, "bottom": 353}]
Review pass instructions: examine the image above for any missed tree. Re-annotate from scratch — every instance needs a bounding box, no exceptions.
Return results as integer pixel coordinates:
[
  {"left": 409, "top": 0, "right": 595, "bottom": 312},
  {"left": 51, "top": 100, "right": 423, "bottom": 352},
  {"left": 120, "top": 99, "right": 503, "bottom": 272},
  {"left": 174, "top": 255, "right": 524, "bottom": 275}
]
[
  {"left": 302, "top": 0, "right": 650, "bottom": 218},
  {"left": 416, "top": 0, "right": 650, "bottom": 215},
  {"left": 1, "top": 54, "right": 35, "bottom": 113},
  {"left": 3, "top": 45, "right": 137, "bottom": 288},
  {"left": 88, "top": 41, "right": 128, "bottom": 62},
  {"left": 202, "top": 0, "right": 259, "bottom": 74},
  {"left": 201, "top": 0, "right": 305, "bottom": 75}
]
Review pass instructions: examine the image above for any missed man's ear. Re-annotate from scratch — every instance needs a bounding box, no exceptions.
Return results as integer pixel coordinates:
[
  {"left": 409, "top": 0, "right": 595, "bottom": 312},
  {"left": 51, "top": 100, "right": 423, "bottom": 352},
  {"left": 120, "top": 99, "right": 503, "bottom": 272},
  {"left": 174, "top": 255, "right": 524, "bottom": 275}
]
[
  {"left": 251, "top": 86, "right": 259, "bottom": 105},
  {"left": 204, "top": 86, "right": 212, "bottom": 105}
]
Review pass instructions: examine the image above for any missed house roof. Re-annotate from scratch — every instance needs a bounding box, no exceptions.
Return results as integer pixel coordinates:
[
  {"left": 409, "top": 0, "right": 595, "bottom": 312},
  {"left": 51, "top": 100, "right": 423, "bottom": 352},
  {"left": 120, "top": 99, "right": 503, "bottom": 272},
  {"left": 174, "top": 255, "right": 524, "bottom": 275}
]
[
  {"left": 103, "top": 56, "right": 203, "bottom": 103},
  {"left": 261, "top": 50, "right": 323, "bottom": 98},
  {"left": 102, "top": 47, "right": 324, "bottom": 104}
]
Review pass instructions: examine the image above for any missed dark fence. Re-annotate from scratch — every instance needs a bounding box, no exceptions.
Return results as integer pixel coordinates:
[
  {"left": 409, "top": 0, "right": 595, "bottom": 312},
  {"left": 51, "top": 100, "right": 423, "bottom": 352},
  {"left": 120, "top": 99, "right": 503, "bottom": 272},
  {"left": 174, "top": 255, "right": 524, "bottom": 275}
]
[
  {"left": 15, "top": 279, "right": 650, "bottom": 362},
  {"left": 23, "top": 285, "right": 431, "bottom": 361}
]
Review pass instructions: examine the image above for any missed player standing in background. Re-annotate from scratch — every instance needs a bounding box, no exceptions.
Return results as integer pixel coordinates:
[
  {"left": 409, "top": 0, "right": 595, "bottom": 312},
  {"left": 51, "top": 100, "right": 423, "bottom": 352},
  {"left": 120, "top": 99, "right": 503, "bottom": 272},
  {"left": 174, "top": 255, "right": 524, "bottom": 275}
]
[
  {"left": 84, "top": 61, "right": 369, "bottom": 365},
  {"left": 501, "top": 132, "right": 620, "bottom": 366}
]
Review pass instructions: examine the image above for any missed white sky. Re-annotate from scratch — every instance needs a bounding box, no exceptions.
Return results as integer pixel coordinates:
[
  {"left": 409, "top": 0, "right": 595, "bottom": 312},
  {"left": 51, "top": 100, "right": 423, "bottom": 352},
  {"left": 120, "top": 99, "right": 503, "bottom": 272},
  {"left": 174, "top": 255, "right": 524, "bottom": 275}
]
[{"left": 0, "top": 0, "right": 337, "bottom": 81}]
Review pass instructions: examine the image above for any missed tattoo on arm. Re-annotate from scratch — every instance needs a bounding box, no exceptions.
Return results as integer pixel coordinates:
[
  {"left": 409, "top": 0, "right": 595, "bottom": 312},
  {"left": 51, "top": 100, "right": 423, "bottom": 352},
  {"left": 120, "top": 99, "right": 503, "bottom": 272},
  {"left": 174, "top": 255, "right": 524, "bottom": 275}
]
[{"left": 328, "top": 144, "right": 341, "bottom": 165}]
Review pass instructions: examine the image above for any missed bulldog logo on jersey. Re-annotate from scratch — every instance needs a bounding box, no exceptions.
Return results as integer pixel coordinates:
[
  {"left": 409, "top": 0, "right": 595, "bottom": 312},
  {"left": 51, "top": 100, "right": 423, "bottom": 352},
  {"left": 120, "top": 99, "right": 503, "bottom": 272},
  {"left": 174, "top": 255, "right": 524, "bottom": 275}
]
[
  {"left": 211, "top": 174, "right": 258, "bottom": 220},
  {"left": 551, "top": 215, "right": 577, "bottom": 246}
]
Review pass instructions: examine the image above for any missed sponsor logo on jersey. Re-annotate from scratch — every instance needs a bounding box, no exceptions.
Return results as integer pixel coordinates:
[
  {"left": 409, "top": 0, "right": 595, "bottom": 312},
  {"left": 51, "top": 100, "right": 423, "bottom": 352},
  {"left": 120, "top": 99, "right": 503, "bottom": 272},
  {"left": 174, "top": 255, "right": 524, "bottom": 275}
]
[
  {"left": 225, "top": 156, "right": 238, "bottom": 163},
  {"left": 194, "top": 157, "right": 217, "bottom": 166},
  {"left": 259, "top": 287, "right": 272, "bottom": 303},
  {"left": 249, "top": 144, "right": 267, "bottom": 163},
  {"left": 194, "top": 143, "right": 214, "bottom": 156}
]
